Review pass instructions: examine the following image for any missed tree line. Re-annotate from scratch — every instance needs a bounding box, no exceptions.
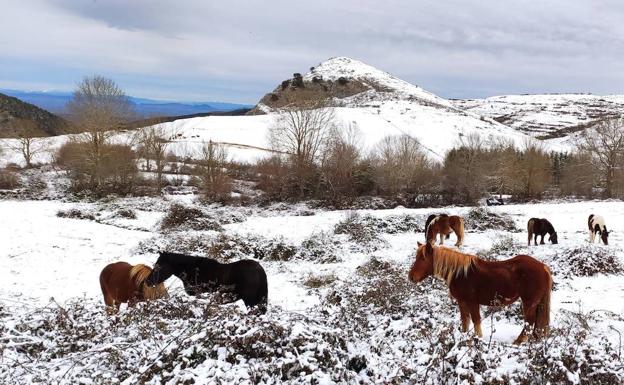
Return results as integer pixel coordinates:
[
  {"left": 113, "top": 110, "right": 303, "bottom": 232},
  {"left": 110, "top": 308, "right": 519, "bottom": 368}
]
[{"left": 2, "top": 75, "right": 624, "bottom": 205}]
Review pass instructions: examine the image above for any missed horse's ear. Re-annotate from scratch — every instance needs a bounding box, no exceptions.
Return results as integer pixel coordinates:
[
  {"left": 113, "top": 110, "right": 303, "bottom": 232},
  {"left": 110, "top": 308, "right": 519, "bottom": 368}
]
[
  {"left": 417, "top": 241, "right": 422, "bottom": 246},
  {"left": 425, "top": 242, "right": 434, "bottom": 257}
]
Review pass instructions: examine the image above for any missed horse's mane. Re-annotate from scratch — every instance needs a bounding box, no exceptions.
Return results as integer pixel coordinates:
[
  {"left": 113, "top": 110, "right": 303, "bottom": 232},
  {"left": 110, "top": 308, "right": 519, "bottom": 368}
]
[
  {"left": 160, "top": 251, "right": 220, "bottom": 267},
  {"left": 130, "top": 264, "right": 168, "bottom": 300},
  {"left": 432, "top": 247, "right": 476, "bottom": 285}
]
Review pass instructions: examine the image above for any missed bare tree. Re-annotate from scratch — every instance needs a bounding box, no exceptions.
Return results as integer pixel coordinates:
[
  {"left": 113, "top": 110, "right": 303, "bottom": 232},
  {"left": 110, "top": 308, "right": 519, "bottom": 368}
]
[
  {"left": 268, "top": 105, "right": 335, "bottom": 168},
  {"left": 576, "top": 117, "right": 624, "bottom": 198},
  {"left": 515, "top": 139, "right": 551, "bottom": 199},
  {"left": 321, "top": 122, "right": 363, "bottom": 200},
  {"left": 66, "top": 75, "right": 135, "bottom": 190},
  {"left": 134, "top": 124, "right": 173, "bottom": 188},
  {"left": 8, "top": 118, "right": 47, "bottom": 168},
  {"left": 198, "top": 141, "right": 230, "bottom": 200},
  {"left": 373, "top": 134, "right": 434, "bottom": 195}
]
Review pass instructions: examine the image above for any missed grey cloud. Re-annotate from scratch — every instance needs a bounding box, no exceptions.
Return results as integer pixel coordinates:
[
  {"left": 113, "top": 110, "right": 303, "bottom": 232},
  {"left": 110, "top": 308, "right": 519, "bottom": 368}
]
[{"left": 1, "top": 0, "right": 624, "bottom": 102}]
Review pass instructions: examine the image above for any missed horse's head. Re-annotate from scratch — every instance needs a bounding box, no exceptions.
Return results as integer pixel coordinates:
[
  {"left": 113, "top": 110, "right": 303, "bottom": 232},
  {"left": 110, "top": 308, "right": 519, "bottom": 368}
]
[
  {"left": 409, "top": 242, "right": 434, "bottom": 283},
  {"left": 549, "top": 232, "right": 558, "bottom": 244},
  {"left": 145, "top": 252, "right": 175, "bottom": 287},
  {"left": 601, "top": 230, "right": 609, "bottom": 245}
]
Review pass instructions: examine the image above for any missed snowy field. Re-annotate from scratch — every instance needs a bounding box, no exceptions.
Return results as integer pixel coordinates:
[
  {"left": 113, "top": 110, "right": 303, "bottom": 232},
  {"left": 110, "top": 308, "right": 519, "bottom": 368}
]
[{"left": 2, "top": 195, "right": 624, "bottom": 383}]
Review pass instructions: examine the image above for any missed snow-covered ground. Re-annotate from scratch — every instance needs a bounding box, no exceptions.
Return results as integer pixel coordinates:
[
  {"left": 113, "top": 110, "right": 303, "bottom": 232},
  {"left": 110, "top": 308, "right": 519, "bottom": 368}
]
[
  {"left": 2, "top": 199, "right": 623, "bottom": 327},
  {"left": 453, "top": 93, "right": 624, "bottom": 137},
  {"left": 2, "top": 195, "right": 624, "bottom": 383}
]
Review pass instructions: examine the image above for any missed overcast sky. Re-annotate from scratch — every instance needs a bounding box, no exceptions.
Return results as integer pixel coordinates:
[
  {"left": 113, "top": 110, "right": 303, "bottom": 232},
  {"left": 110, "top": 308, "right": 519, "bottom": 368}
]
[{"left": 1, "top": 0, "right": 623, "bottom": 104}]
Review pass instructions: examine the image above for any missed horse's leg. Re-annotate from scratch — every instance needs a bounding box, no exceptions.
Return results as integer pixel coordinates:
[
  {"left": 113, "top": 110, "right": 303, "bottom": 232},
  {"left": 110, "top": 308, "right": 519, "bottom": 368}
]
[
  {"left": 458, "top": 301, "right": 471, "bottom": 332},
  {"left": 589, "top": 231, "right": 595, "bottom": 243},
  {"left": 514, "top": 300, "right": 538, "bottom": 345},
  {"left": 528, "top": 232, "right": 532, "bottom": 246},
  {"left": 468, "top": 303, "right": 483, "bottom": 337},
  {"left": 540, "top": 234, "right": 545, "bottom": 245},
  {"left": 439, "top": 232, "right": 444, "bottom": 245}
]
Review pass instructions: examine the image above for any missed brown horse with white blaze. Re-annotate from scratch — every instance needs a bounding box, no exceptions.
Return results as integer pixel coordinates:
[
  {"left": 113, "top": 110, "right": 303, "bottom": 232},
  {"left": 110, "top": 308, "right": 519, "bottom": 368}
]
[
  {"left": 408, "top": 242, "right": 552, "bottom": 344},
  {"left": 99, "top": 262, "right": 168, "bottom": 314},
  {"left": 425, "top": 214, "right": 465, "bottom": 247}
]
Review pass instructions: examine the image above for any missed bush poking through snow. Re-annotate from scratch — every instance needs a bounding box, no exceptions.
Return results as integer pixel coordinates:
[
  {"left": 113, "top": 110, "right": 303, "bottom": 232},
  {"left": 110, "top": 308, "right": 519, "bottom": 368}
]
[
  {"left": 298, "top": 231, "right": 342, "bottom": 263},
  {"left": 56, "top": 208, "right": 96, "bottom": 220},
  {"left": 303, "top": 273, "right": 337, "bottom": 288},
  {"left": 465, "top": 207, "right": 518, "bottom": 232},
  {"left": 334, "top": 212, "right": 388, "bottom": 251},
  {"left": 480, "top": 234, "right": 520, "bottom": 260},
  {"left": 160, "top": 203, "right": 223, "bottom": 231},
  {"left": 115, "top": 208, "right": 137, "bottom": 219},
  {"left": 548, "top": 245, "right": 624, "bottom": 277},
  {"left": 0, "top": 169, "right": 20, "bottom": 189}
]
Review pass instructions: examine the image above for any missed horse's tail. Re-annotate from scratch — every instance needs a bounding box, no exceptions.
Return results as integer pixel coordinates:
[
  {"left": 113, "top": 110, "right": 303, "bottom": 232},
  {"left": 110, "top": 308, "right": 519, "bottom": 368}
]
[
  {"left": 455, "top": 216, "right": 465, "bottom": 246},
  {"left": 535, "top": 265, "right": 552, "bottom": 337},
  {"left": 131, "top": 264, "right": 168, "bottom": 300},
  {"left": 527, "top": 218, "right": 535, "bottom": 245}
]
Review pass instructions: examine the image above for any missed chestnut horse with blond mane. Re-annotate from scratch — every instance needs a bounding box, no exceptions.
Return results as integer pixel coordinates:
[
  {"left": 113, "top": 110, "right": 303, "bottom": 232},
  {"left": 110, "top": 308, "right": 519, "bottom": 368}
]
[
  {"left": 408, "top": 243, "right": 552, "bottom": 344},
  {"left": 99, "top": 262, "right": 168, "bottom": 314},
  {"left": 425, "top": 214, "right": 465, "bottom": 247}
]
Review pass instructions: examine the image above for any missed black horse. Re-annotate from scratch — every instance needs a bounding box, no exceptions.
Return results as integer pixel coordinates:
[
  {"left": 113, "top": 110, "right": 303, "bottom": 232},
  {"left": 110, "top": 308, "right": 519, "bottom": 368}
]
[
  {"left": 145, "top": 252, "right": 268, "bottom": 312},
  {"left": 527, "top": 218, "right": 558, "bottom": 245}
]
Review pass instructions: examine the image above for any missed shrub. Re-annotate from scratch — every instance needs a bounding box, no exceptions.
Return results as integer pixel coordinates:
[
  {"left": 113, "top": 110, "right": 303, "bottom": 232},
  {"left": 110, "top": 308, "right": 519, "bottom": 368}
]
[
  {"left": 115, "top": 208, "right": 137, "bottom": 219},
  {"left": 298, "top": 231, "right": 342, "bottom": 263},
  {"left": 303, "top": 273, "right": 337, "bottom": 288},
  {"left": 0, "top": 169, "right": 20, "bottom": 189},
  {"left": 56, "top": 208, "right": 96, "bottom": 221},
  {"left": 160, "top": 203, "right": 223, "bottom": 231},
  {"left": 56, "top": 141, "right": 138, "bottom": 196},
  {"left": 549, "top": 246, "right": 624, "bottom": 277},
  {"left": 333, "top": 212, "right": 387, "bottom": 251},
  {"left": 465, "top": 207, "right": 518, "bottom": 232}
]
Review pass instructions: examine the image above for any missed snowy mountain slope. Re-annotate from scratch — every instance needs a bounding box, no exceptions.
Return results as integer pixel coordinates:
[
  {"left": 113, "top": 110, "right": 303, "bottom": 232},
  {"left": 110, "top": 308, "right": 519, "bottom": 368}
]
[
  {"left": 0, "top": 58, "right": 581, "bottom": 167},
  {"left": 453, "top": 94, "right": 624, "bottom": 138},
  {"left": 138, "top": 58, "right": 550, "bottom": 162}
]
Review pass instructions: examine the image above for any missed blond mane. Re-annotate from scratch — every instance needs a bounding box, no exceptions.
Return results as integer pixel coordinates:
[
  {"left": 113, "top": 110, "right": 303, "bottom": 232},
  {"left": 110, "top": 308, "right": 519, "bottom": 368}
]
[
  {"left": 130, "top": 264, "right": 168, "bottom": 300},
  {"left": 432, "top": 246, "right": 476, "bottom": 285}
]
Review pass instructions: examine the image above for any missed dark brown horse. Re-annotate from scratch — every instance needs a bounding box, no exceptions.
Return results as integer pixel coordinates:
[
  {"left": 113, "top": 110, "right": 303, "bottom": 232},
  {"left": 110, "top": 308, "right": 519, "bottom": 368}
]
[
  {"left": 588, "top": 214, "right": 609, "bottom": 245},
  {"left": 425, "top": 214, "right": 465, "bottom": 247},
  {"left": 99, "top": 262, "right": 168, "bottom": 314},
  {"left": 145, "top": 252, "right": 268, "bottom": 313},
  {"left": 408, "top": 242, "right": 552, "bottom": 344},
  {"left": 527, "top": 218, "right": 558, "bottom": 245}
]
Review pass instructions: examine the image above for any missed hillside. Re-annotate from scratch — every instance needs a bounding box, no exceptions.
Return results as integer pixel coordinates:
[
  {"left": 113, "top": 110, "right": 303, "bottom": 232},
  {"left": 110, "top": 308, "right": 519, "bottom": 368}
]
[
  {"left": 452, "top": 94, "right": 624, "bottom": 139},
  {"left": 1, "top": 89, "right": 253, "bottom": 118},
  {"left": 0, "top": 92, "right": 71, "bottom": 137},
  {"left": 148, "top": 57, "right": 539, "bottom": 162}
]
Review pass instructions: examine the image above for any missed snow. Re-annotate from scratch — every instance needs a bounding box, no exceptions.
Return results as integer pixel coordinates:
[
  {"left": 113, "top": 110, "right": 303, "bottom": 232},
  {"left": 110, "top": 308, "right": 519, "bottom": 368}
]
[
  {"left": 0, "top": 57, "right": 576, "bottom": 167},
  {"left": 453, "top": 93, "right": 624, "bottom": 137},
  {"left": 2, "top": 196, "right": 624, "bottom": 383}
]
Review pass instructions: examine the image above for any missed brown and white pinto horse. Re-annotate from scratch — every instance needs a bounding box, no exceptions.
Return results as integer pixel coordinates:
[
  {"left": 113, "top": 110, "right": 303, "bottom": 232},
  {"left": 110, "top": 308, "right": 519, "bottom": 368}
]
[
  {"left": 99, "top": 262, "right": 168, "bottom": 314},
  {"left": 425, "top": 214, "right": 465, "bottom": 247},
  {"left": 408, "top": 243, "right": 552, "bottom": 344},
  {"left": 588, "top": 214, "right": 609, "bottom": 245}
]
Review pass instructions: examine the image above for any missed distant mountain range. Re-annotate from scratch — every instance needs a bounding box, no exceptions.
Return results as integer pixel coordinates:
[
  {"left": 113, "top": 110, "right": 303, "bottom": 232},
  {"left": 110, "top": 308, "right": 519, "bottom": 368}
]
[{"left": 0, "top": 89, "right": 253, "bottom": 118}]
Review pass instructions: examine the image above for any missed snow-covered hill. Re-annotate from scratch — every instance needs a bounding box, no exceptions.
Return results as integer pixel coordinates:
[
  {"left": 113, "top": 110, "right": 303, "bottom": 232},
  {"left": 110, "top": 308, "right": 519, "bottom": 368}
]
[
  {"left": 453, "top": 94, "right": 624, "bottom": 139},
  {"left": 138, "top": 57, "right": 546, "bottom": 162}
]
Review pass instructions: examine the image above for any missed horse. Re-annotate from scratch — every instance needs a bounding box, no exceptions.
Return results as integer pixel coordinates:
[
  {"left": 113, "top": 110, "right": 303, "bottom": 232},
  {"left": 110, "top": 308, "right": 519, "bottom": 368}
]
[
  {"left": 408, "top": 242, "right": 552, "bottom": 344},
  {"left": 527, "top": 218, "right": 558, "bottom": 245},
  {"left": 99, "top": 262, "right": 168, "bottom": 314},
  {"left": 588, "top": 214, "right": 609, "bottom": 245},
  {"left": 425, "top": 214, "right": 465, "bottom": 247},
  {"left": 145, "top": 251, "right": 268, "bottom": 313}
]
